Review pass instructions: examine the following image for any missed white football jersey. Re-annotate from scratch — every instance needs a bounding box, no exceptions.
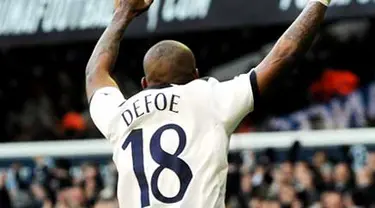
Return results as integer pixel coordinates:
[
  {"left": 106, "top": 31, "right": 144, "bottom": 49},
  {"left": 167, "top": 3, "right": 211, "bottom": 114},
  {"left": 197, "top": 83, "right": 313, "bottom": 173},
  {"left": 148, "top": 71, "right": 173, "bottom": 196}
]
[{"left": 89, "top": 70, "right": 257, "bottom": 208}]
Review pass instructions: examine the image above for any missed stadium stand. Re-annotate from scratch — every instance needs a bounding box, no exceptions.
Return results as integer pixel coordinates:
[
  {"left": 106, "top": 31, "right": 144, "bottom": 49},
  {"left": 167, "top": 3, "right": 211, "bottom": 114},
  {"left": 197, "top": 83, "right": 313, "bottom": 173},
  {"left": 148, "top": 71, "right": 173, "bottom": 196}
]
[{"left": 1, "top": 0, "right": 375, "bottom": 207}]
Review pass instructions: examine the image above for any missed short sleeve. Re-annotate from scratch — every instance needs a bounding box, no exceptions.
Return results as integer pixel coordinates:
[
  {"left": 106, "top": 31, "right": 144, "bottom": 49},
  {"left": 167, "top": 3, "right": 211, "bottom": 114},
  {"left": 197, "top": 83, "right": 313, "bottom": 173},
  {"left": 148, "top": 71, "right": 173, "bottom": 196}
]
[
  {"left": 210, "top": 70, "right": 259, "bottom": 133},
  {"left": 89, "top": 87, "right": 126, "bottom": 139}
]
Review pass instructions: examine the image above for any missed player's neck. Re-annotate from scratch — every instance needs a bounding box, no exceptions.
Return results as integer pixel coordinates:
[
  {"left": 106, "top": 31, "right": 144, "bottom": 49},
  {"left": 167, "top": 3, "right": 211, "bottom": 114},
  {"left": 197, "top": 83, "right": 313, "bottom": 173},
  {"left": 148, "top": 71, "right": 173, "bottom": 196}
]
[{"left": 144, "top": 83, "right": 173, "bottom": 90}]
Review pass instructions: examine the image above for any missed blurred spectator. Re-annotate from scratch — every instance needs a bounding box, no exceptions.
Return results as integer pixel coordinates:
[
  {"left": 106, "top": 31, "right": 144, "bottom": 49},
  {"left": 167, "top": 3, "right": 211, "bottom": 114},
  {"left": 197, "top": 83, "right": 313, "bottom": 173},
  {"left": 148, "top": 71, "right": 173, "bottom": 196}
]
[
  {"left": 0, "top": 172, "right": 11, "bottom": 208},
  {"left": 310, "top": 69, "right": 360, "bottom": 102},
  {"left": 33, "top": 157, "right": 52, "bottom": 186},
  {"left": 332, "top": 162, "right": 353, "bottom": 193},
  {"left": 16, "top": 82, "right": 59, "bottom": 141},
  {"left": 262, "top": 199, "right": 281, "bottom": 208},
  {"left": 367, "top": 152, "right": 375, "bottom": 172},
  {"left": 320, "top": 191, "right": 344, "bottom": 208},
  {"left": 312, "top": 152, "right": 333, "bottom": 184},
  {"left": 352, "top": 167, "right": 375, "bottom": 207},
  {"left": 62, "top": 111, "right": 87, "bottom": 139},
  {"left": 6, "top": 163, "right": 34, "bottom": 208},
  {"left": 65, "top": 185, "right": 87, "bottom": 208},
  {"left": 80, "top": 162, "right": 104, "bottom": 207},
  {"left": 278, "top": 184, "right": 299, "bottom": 207},
  {"left": 49, "top": 159, "right": 73, "bottom": 194},
  {"left": 280, "top": 162, "right": 294, "bottom": 185},
  {"left": 294, "top": 162, "right": 319, "bottom": 206},
  {"left": 248, "top": 197, "right": 262, "bottom": 208},
  {"left": 94, "top": 199, "right": 118, "bottom": 208},
  {"left": 30, "top": 183, "right": 53, "bottom": 208}
]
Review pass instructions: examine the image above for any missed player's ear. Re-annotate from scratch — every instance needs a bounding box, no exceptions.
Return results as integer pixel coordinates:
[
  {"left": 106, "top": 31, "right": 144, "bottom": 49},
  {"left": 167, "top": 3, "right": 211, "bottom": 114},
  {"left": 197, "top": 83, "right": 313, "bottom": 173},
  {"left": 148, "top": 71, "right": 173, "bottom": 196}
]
[
  {"left": 194, "top": 68, "right": 199, "bottom": 79},
  {"left": 141, "top": 77, "right": 148, "bottom": 89}
]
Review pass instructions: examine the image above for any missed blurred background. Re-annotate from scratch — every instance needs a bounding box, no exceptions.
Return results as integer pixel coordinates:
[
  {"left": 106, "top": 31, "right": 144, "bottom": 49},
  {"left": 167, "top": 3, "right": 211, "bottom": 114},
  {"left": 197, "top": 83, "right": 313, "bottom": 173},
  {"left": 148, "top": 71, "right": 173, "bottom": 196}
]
[{"left": 1, "top": 0, "right": 375, "bottom": 207}]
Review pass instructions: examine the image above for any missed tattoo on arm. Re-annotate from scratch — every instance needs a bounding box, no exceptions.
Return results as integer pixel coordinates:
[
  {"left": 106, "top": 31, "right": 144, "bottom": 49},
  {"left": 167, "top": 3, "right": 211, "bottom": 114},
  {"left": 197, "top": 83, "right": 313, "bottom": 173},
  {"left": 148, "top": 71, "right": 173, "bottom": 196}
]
[
  {"left": 255, "top": 1, "right": 327, "bottom": 95},
  {"left": 283, "top": 2, "right": 327, "bottom": 53},
  {"left": 85, "top": 11, "right": 132, "bottom": 101}
]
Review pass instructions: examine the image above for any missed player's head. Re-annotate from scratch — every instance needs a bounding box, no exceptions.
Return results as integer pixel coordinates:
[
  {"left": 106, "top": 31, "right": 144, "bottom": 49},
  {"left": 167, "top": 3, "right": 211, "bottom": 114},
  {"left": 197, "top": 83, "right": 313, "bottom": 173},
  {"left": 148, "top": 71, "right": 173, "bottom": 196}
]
[{"left": 142, "top": 40, "right": 198, "bottom": 89}]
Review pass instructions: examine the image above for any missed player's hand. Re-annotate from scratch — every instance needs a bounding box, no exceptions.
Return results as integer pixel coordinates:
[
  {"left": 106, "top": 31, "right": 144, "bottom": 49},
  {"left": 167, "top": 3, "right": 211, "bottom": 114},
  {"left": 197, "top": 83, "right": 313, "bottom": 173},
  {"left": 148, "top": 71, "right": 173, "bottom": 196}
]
[{"left": 115, "top": 0, "right": 153, "bottom": 17}]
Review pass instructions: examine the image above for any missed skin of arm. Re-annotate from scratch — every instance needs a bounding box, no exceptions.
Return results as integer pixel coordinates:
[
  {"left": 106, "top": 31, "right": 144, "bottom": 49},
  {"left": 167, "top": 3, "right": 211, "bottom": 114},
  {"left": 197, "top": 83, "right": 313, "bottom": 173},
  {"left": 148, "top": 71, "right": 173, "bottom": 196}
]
[
  {"left": 85, "top": 0, "right": 153, "bottom": 102},
  {"left": 255, "top": 1, "right": 328, "bottom": 95}
]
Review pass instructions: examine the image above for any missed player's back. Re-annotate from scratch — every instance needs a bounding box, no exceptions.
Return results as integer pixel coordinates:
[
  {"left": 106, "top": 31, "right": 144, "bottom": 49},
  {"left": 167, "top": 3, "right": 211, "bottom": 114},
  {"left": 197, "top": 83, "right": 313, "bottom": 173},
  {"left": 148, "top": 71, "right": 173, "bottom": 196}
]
[{"left": 89, "top": 71, "right": 257, "bottom": 208}]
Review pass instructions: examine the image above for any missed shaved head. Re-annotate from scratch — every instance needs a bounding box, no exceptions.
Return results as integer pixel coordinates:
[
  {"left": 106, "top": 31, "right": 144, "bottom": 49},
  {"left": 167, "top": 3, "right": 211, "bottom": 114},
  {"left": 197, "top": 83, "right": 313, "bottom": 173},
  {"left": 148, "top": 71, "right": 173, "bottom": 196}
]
[{"left": 143, "top": 40, "right": 197, "bottom": 88}]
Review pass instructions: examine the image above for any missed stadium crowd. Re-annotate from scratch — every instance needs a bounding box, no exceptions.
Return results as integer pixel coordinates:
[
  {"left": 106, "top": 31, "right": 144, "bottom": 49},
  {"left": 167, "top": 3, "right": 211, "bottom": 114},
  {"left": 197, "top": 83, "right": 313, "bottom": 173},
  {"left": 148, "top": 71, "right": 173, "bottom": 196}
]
[
  {"left": 1, "top": 18, "right": 375, "bottom": 208},
  {"left": 1, "top": 19, "right": 375, "bottom": 143},
  {"left": 1, "top": 143, "right": 375, "bottom": 208}
]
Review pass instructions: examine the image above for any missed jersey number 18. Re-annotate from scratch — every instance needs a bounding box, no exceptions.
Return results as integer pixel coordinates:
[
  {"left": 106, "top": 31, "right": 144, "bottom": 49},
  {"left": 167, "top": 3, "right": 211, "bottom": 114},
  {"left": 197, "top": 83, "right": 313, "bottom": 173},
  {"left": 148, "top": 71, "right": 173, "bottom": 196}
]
[{"left": 122, "top": 124, "right": 193, "bottom": 207}]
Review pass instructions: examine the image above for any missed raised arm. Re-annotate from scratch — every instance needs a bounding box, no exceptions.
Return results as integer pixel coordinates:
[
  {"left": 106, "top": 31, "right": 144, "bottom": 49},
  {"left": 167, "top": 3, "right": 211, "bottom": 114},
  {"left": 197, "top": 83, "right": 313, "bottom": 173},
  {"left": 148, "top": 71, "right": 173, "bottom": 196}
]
[
  {"left": 254, "top": 0, "right": 330, "bottom": 95},
  {"left": 85, "top": 0, "right": 153, "bottom": 102}
]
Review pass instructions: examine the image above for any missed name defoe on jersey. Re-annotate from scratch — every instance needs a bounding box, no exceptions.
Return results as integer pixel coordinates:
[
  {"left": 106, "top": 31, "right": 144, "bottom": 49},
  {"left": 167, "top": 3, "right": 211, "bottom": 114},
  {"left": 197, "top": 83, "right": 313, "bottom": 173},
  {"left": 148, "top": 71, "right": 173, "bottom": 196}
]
[{"left": 122, "top": 92, "right": 181, "bottom": 127}]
